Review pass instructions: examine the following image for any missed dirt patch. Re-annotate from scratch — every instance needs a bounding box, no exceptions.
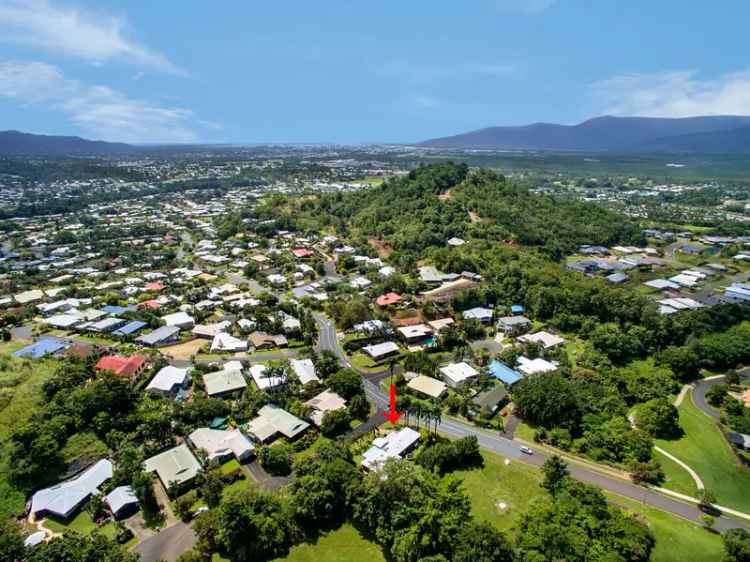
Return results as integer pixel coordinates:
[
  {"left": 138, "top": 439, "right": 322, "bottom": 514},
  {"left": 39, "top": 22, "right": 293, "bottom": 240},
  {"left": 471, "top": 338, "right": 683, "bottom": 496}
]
[
  {"left": 438, "top": 190, "right": 453, "bottom": 201},
  {"left": 368, "top": 238, "right": 393, "bottom": 258},
  {"left": 468, "top": 211, "right": 481, "bottom": 223},
  {"left": 160, "top": 339, "right": 207, "bottom": 360}
]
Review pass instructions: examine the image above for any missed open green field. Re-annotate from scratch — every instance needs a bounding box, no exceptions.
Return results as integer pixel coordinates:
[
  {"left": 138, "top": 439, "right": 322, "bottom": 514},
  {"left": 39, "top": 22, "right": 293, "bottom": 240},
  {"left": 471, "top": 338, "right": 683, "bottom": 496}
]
[
  {"left": 43, "top": 510, "right": 117, "bottom": 539},
  {"left": 653, "top": 448, "right": 698, "bottom": 497},
  {"left": 0, "top": 354, "right": 58, "bottom": 518},
  {"left": 275, "top": 523, "right": 385, "bottom": 562},
  {"left": 455, "top": 450, "right": 544, "bottom": 532},
  {"left": 608, "top": 494, "right": 723, "bottom": 562},
  {"left": 655, "top": 390, "right": 750, "bottom": 513}
]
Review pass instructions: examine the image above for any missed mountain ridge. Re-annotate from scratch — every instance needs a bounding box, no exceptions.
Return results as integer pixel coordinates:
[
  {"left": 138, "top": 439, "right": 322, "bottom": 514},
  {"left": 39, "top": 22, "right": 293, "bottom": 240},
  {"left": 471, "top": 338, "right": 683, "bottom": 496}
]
[
  {"left": 419, "top": 115, "right": 750, "bottom": 153},
  {"left": 0, "top": 130, "right": 135, "bottom": 156}
]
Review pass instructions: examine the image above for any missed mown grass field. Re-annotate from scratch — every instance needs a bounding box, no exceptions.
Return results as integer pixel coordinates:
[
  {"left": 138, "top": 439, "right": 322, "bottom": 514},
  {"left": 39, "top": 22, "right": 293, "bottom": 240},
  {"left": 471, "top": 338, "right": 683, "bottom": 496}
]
[
  {"left": 275, "top": 523, "right": 385, "bottom": 562},
  {"left": 655, "top": 390, "right": 750, "bottom": 513},
  {"left": 653, "top": 448, "right": 698, "bottom": 497},
  {"left": 608, "top": 495, "right": 723, "bottom": 562}
]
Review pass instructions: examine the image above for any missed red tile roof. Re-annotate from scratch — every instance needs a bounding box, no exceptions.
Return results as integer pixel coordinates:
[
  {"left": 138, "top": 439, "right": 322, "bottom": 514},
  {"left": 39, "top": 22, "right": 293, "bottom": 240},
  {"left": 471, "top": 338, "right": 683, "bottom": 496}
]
[
  {"left": 376, "top": 292, "right": 402, "bottom": 306},
  {"left": 145, "top": 282, "right": 165, "bottom": 291},
  {"left": 140, "top": 299, "right": 161, "bottom": 310},
  {"left": 95, "top": 354, "right": 147, "bottom": 377},
  {"left": 291, "top": 248, "right": 314, "bottom": 258}
]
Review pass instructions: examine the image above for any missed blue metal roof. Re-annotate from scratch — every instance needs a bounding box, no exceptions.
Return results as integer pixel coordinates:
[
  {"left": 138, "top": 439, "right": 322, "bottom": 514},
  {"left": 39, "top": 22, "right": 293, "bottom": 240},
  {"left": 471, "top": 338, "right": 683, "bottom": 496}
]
[
  {"left": 113, "top": 320, "right": 148, "bottom": 336},
  {"left": 101, "top": 305, "right": 128, "bottom": 315},
  {"left": 510, "top": 305, "right": 524, "bottom": 314},
  {"left": 13, "top": 337, "right": 69, "bottom": 359},
  {"left": 488, "top": 360, "right": 522, "bottom": 385}
]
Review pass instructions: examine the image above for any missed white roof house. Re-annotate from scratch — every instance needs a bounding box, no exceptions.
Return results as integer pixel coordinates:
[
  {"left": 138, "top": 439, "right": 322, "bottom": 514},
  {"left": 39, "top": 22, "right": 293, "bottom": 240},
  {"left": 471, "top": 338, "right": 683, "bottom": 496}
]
[
  {"left": 203, "top": 362, "right": 247, "bottom": 397},
  {"left": 188, "top": 428, "right": 255, "bottom": 463},
  {"left": 162, "top": 311, "right": 195, "bottom": 330},
  {"left": 246, "top": 404, "right": 310, "bottom": 443},
  {"left": 30, "top": 459, "right": 113, "bottom": 519},
  {"left": 362, "top": 341, "right": 400, "bottom": 360},
  {"left": 407, "top": 375, "right": 448, "bottom": 399},
  {"left": 517, "top": 356, "right": 557, "bottom": 376},
  {"left": 146, "top": 366, "right": 189, "bottom": 396},
  {"left": 249, "top": 364, "right": 285, "bottom": 390},
  {"left": 105, "top": 485, "right": 139, "bottom": 519},
  {"left": 440, "top": 362, "right": 479, "bottom": 387},
  {"left": 462, "top": 307, "right": 493, "bottom": 323},
  {"left": 518, "top": 331, "right": 565, "bottom": 349},
  {"left": 304, "top": 389, "right": 347, "bottom": 426},
  {"left": 361, "top": 427, "right": 421, "bottom": 471},
  {"left": 289, "top": 358, "right": 320, "bottom": 385},
  {"left": 143, "top": 443, "right": 201, "bottom": 487},
  {"left": 210, "top": 332, "right": 248, "bottom": 353}
]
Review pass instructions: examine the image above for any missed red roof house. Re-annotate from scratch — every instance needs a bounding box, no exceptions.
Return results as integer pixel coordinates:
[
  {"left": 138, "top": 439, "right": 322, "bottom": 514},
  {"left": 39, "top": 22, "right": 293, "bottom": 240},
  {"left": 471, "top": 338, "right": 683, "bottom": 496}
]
[
  {"left": 291, "top": 248, "right": 314, "bottom": 259},
  {"left": 95, "top": 354, "right": 147, "bottom": 377},
  {"left": 144, "top": 282, "right": 166, "bottom": 292},
  {"left": 376, "top": 292, "right": 402, "bottom": 306},
  {"left": 139, "top": 299, "right": 161, "bottom": 310}
]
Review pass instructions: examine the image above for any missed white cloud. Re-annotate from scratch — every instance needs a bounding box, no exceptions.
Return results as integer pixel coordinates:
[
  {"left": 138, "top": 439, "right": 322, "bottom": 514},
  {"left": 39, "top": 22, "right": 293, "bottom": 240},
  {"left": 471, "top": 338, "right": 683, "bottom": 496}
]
[
  {"left": 0, "top": 0, "right": 184, "bottom": 74},
  {"left": 0, "top": 60, "right": 209, "bottom": 142},
  {"left": 591, "top": 70, "right": 750, "bottom": 117}
]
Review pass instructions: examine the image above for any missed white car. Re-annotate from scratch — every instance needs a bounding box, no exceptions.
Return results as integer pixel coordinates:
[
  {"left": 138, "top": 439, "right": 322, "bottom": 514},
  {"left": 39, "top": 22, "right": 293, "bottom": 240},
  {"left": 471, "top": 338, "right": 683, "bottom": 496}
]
[{"left": 519, "top": 445, "right": 533, "bottom": 455}]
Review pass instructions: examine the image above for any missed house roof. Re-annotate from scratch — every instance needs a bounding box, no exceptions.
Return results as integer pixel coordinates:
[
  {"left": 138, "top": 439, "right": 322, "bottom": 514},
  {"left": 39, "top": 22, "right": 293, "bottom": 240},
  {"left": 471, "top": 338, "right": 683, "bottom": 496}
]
[
  {"left": 136, "top": 325, "right": 180, "bottom": 345},
  {"left": 210, "top": 332, "right": 247, "bottom": 352},
  {"left": 31, "top": 459, "right": 113, "bottom": 518},
  {"left": 147, "top": 365, "right": 189, "bottom": 393},
  {"left": 362, "top": 341, "right": 400, "bottom": 359},
  {"left": 304, "top": 390, "right": 347, "bottom": 426},
  {"left": 95, "top": 354, "right": 147, "bottom": 377},
  {"left": 462, "top": 307, "right": 493, "bottom": 321},
  {"left": 249, "top": 364, "right": 285, "bottom": 390},
  {"left": 289, "top": 358, "right": 320, "bottom": 385},
  {"left": 517, "top": 356, "right": 557, "bottom": 375},
  {"left": 246, "top": 404, "right": 309, "bottom": 442},
  {"left": 407, "top": 375, "right": 447, "bottom": 399},
  {"left": 13, "top": 337, "right": 69, "bottom": 359},
  {"left": 518, "top": 331, "right": 565, "bottom": 349},
  {"left": 188, "top": 428, "right": 254, "bottom": 461},
  {"left": 105, "top": 485, "right": 138, "bottom": 515},
  {"left": 112, "top": 320, "right": 148, "bottom": 336},
  {"left": 473, "top": 383, "right": 508, "bottom": 411},
  {"left": 143, "top": 444, "right": 201, "bottom": 486},
  {"left": 488, "top": 361, "right": 522, "bottom": 385},
  {"left": 376, "top": 292, "right": 402, "bottom": 306},
  {"left": 440, "top": 362, "right": 479, "bottom": 384},
  {"left": 203, "top": 365, "right": 247, "bottom": 396},
  {"left": 361, "top": 427, "right": 420, "bottom": 471}
]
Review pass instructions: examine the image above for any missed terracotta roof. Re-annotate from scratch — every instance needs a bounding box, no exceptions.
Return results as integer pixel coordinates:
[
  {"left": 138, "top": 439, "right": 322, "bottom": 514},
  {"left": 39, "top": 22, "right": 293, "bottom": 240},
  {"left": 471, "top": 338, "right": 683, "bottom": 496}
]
[
  {"left": 95, "top": 354, "right": 147, "bottom": 377},
  {"left": 376, "top": 292, "right": 402, "bottom": 306}
]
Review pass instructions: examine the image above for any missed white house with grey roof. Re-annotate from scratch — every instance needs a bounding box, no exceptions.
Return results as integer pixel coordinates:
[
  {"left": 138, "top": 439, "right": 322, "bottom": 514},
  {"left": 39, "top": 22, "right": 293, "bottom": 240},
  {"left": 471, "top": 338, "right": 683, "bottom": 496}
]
[
  {"left": 30, "top": 459, "right": 113, "bottom": 519},
  {"left": 203, "top": 361, "right": 247, "bottom": 397},
  {"left": 143, "top": 443, "right": 201, "bottom": 488},
  {"left": 105, "top": 485, "right": 139, "bottom": 519},
  {"left": 245, "top": 404, "right": 310, "bottom": 443},
  {"left": 146, "top": 365, "right": 190, "bottom": 397},
  {"left": 188, "top": 428, "right": 255, "bottom": 463},
  {"left": 361, "top": 427, "right": 420, "bottom": 471}
]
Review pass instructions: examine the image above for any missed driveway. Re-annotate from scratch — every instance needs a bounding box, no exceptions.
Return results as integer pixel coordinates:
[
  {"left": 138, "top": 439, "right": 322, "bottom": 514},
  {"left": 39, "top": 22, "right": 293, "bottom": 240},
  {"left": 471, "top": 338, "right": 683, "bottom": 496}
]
[{"left": 133, "top": 522, "right": 197, "bottom": 562}]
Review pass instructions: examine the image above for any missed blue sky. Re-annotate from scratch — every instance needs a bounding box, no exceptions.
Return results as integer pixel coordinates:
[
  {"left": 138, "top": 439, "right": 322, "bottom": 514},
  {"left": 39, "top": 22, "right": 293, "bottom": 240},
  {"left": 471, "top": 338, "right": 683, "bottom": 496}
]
[{"left": 0, "top": 0, "right": 749, "bottom": 144}]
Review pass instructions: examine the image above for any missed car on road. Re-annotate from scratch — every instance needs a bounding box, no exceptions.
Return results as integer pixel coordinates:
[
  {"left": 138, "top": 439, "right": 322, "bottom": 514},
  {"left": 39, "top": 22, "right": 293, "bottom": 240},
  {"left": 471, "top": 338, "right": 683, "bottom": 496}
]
[
  {"left": 191, "top": 506, "right": 209, "bottom": 519},
  {"left": 520, "top": 445, "right": 533, "bottom": 455}
]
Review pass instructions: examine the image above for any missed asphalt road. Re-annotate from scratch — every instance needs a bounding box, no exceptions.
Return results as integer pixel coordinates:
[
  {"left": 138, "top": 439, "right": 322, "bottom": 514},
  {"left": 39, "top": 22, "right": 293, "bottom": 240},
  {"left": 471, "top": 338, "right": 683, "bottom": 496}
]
[
  {"left": 314, "top": 314, "right": 750, "bottom": 532},
  {"left": 693, "top": 368, "right": 750, "bottom": 421},
  {"left": 134, "top": 522, "right": 197, "bottom": 562}
]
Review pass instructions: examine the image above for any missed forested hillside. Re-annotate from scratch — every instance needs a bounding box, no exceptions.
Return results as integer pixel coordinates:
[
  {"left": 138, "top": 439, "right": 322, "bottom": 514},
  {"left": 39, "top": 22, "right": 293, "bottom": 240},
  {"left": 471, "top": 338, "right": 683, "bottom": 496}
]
[{"left": 290, "top": 162, "right": 643, "bottom": 260}]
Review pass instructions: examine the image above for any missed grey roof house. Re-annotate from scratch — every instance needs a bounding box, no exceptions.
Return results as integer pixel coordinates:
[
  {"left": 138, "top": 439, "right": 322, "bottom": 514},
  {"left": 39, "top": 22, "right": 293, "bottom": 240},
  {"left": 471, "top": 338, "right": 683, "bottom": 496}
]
[{"left": 30, "top": 459, "right": 113, "bottom": 519}]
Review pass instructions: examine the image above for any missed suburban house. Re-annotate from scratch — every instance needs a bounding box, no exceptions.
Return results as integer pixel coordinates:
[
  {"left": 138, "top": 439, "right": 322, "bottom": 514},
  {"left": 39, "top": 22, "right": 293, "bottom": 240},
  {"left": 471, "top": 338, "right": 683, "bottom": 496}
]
[
  {"left": 192, "top": 321, "right": 232, "bottom": 339},
  {"left": 488, "top": 360, "right": 522, "bottom": 386},
  {"left": 517, "top": 356, "right": 557, "bottom": 376},
  {"left": 462, "top": 307, "right": 493, "bottom": 324},
  {"left": 112, "top": 320, "right": 148, "bottom": 337},
  {"left": 289, "top": 358, "right": 321, "bottom": 385},
  {"left": 472, "top": 384, "right": 509, "bottom": 416},
  {"left": 161, "top": 311, "right": 195, "bottom": 330},
  {"left": 496, "top": 316, "right": 531, "bottom": 337},
  {"left": 210, "top": 332, "right": 248, "bottom": 353},
  {"left": 249, "top": 364, "right": 286, "bottom": 390},
  {"left": 376, "top": 292, "right": 402, "bottom": 307},
  {"left": 203, "top": 362, "right": 247, "bottom": 398},
  {"left": 397, "top": 324, "right": 434, "bottom": 345},
  {"left": 440, "top": 362, "right": 479, "bottom": 387},
  {"left": 30, "top": 459, "right": 113, "bottom": 519},
  {"left": 361, "top": 427, "right": 421, "bottom": 471},
  {"left": 105, "top": 485, "right": 139, "bottom": 520},
  {"left": 362, "top": 341, "right": 400, "bottom": 361},
  {"left": 146, "top": 365, "right": 190, "bottom": 397},
  {"left": 95, "top": 354, "right": 147, "bottom": 378},
  {"left": 143, "top": 444, "right": 202, "bottom": 489},
  {"left": 426, "top": 317, "right": 454, "bottom": 333},
  {"left": 245, "top": 404, "right": 310, "bottom": 444},
  {"left": 248, "top": 331, "right": 288, "bottom": 350},
  {"left": 407, "top": 375, "right": 448, "bottom": 399},
  {"left": 136, "top": 325, "right": 180, "bottom": 346},
  {"left": 518, "top": 331, "right": 565, "bottom": 349},
  {"left": 304, "top": 389, "right": 347, "bottom": 426},
  {"left": 13, "top": 337, "right": 70, "bottom": 359},
  {"left": 187, "top": 428, "right": 255, "bottom": 463}
]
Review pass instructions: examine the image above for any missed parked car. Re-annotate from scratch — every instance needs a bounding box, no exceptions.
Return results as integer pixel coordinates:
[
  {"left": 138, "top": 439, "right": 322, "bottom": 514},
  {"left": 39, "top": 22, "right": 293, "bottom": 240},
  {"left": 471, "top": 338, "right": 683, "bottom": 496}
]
[{"left": 520, "top": 445, "right": 533, "bottom": 455}]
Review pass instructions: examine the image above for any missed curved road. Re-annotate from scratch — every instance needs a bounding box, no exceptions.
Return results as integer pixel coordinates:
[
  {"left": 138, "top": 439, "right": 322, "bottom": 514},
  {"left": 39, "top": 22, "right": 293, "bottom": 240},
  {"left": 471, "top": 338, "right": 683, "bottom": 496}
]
[
  {"left": 694, "top": 368, "right": 750, "bottom": 421},
  {"left": 315, "top": 314, "right": 750, "bottom": 532}
]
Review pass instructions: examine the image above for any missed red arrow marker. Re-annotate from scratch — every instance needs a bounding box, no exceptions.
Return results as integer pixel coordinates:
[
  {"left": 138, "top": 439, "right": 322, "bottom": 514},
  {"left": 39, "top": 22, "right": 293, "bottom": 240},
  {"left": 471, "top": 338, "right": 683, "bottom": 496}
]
[{"left": 382, "top": 383, "right": 402, "bottom": 424}]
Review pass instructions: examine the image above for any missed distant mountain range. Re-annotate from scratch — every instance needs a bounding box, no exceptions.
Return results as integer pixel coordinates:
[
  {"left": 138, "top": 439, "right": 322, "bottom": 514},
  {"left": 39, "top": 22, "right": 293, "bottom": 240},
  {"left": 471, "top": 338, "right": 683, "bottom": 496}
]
[
  {"left": 0, "top": 130, "right": 134, "bottom": 156},
  {"left": 419, "top": 115, "right": 750, "bottom": 153}
]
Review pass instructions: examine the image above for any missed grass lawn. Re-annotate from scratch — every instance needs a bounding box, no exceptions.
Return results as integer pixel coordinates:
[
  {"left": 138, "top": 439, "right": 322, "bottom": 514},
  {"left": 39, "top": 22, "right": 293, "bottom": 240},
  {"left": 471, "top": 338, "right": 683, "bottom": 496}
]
[
  {"left": 349, "top": 352, "right": 392, "bottom": 374},
  {"left": 514, "top": 421, "right": 536, "bottom": 443},
  {"left": 607, "top": 494, "right": 723, "bottom": 562},
  {"left": 43, "top": 511, "right": 117, "bottom": 538},
  {"left": 652, "top": 448, "right": 698, "bottom": 497},
  {"left": 274, "top": 523, "right": 384, "bottom": 562},
  {"left": 454, "top": 450, "right": 543, "bottom": 533},
  {"left": 655, "top": 390, "right": 750, "bottom": 513},
  {"left": 219, "top": 458, "right": 241, "bottom": 475}
]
